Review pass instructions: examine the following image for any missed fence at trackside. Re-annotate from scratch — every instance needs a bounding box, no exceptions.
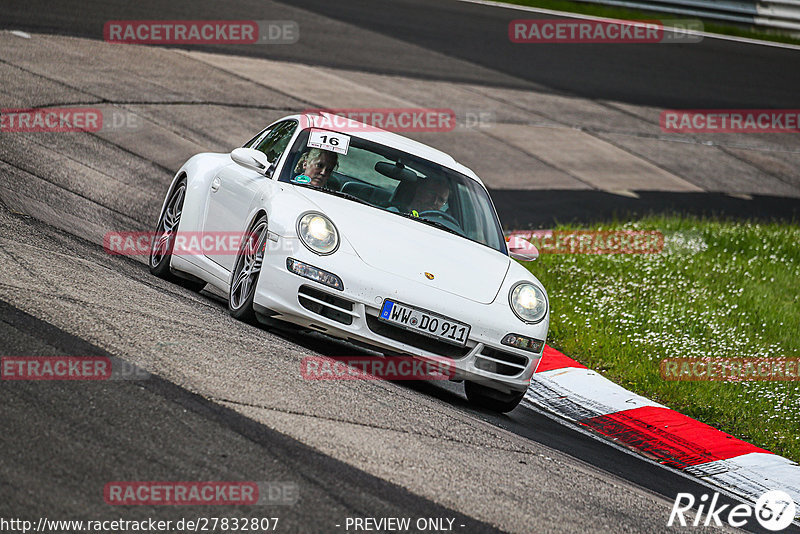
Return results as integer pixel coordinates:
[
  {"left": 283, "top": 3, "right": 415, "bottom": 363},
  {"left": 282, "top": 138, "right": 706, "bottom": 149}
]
[
  {"left": 757, "top": 0, "right": 800, "bottom": 31},
  {"left": 570, "top": 0, "right": 800, "bottom": 32}
]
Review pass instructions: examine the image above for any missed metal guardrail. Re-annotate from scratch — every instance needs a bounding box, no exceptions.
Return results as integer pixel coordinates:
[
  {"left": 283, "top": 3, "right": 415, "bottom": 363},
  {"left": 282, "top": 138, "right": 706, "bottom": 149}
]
[
  {"left": 572, "top": 0, "right": 800, "bottom": 32},
  {"left": 757, "top": 0, "right": 800, "bottom": 31}
]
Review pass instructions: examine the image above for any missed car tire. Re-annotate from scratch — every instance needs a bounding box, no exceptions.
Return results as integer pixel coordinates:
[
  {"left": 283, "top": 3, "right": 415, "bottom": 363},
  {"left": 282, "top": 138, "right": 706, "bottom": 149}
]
[
  {"left": 464, "top": 381, "right": 525, "bottom": 413},
  {"left": 228, "top": 214, "right": 268, "bottom": 324},
  {"left": 149, "top": 179, "right": 206, "bottom": 292}
]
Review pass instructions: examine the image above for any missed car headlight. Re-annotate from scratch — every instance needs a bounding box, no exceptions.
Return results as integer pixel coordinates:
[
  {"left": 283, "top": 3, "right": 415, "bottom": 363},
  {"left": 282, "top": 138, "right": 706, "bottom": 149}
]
[
  {"left": 297, "top": 213, "right": 339, "bottom": 255},
  {"left": 509, "top": 282, "right": 548, "bottom": 324}
]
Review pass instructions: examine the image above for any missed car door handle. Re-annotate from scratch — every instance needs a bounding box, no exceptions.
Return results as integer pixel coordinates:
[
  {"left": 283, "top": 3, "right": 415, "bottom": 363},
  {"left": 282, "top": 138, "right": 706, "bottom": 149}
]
[{"left": 211, "top": 176, "right": 221, "bottom": 192}]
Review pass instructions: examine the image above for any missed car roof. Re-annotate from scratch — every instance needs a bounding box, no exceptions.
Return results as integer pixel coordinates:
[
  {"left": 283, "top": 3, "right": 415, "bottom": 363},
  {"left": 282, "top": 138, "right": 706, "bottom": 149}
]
[{"left": 283, "top": 112, "right": 486, "bottom": 187}]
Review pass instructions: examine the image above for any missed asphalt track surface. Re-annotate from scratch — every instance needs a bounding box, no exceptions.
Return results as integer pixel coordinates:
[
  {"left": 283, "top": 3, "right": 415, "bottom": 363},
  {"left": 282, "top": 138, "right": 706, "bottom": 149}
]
[
  {"left": 1, "top": 213, "right": 784, "bottom": 534},
  {"left": 3, "top": 0, "right": 800, "bottom": 226},
  {"left": 0, "top": 301, "right": 503, "bottom": 534},
  {"left": 1, "top": 0, "right": 799, "bottom": 533},
  {"left": 3, "top": 0, "right": 800, "bottom": 109}
]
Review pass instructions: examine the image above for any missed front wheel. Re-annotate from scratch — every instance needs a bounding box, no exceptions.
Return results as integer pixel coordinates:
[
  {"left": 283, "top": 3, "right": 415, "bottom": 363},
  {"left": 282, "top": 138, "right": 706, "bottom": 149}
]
[
  {"left": 228, "top": 215, "right": 268, "bottom": 324},
  {"left": 465, "top": 381, "right": 526, "bottom": 413},
  {"left": 149, "top": 180, "right": 206, "bottom": 292}
]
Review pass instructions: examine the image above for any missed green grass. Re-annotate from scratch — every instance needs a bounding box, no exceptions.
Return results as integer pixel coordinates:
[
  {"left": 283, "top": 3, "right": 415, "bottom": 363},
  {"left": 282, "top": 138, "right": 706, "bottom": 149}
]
[
  {"left": 522, "top": 215, "right": 800, "bottom": 462},
  {"left": 501, "top": 0, "right": 800, "bottom": 46}
]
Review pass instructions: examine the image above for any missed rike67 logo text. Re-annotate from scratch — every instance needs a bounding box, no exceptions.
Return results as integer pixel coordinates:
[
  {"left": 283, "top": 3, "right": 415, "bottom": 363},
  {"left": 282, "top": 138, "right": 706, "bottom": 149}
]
[{"left": 668, "top": 490, "right": 796, "bottom": 531}]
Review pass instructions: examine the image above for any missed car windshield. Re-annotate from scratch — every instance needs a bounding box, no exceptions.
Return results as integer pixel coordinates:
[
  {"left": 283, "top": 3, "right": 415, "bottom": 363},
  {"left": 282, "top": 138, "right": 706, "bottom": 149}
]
[{"left": 279, "top": 128, "right": 507, "bottom": 254}]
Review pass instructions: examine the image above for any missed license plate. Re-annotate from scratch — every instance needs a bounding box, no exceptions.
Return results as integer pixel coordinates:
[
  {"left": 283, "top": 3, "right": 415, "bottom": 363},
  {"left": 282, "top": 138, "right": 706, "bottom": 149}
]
[{"left": 379, "top": 300, "right": 471, "bottom": 347}]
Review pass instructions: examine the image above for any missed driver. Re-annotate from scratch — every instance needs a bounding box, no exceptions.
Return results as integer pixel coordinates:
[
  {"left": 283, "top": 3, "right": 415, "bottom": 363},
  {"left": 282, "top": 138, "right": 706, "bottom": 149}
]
[
  {"left": 409, "top": 178, "right": 450, "bottom": 213},
  {"left": 293, "top": 148, "right": 338, "bottom": 187}
]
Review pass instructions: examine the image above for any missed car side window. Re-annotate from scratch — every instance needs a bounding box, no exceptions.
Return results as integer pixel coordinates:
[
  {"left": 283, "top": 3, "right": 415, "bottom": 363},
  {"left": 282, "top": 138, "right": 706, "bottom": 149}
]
[
  {"left": 455, "top": 182, "right": 484, "bottom": 243},
  {"left": 253, "top": 121, "right": 297, "bottom": 163},
  {"left": 242, "top": 127, "right": 269, "bottom": 148}
]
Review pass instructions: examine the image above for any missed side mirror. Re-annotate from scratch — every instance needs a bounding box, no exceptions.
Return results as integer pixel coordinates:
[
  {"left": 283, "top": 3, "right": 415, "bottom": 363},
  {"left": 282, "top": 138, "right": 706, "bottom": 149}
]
[
  {"left": 231, "top": 148, "right": 273, "bottom": 176},
  {"left": 508, "top": 235, "right": 539, "bottom": 262}
]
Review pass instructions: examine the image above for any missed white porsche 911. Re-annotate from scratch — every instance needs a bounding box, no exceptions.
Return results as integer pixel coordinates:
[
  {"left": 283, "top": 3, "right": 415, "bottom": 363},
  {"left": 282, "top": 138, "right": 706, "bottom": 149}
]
[{"left": 149, "top": 112, "right": 548, "bottom": 412}]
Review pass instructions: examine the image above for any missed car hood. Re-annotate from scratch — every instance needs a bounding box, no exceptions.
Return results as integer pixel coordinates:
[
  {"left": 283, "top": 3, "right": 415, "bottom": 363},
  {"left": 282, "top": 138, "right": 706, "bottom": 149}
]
[{"left": 297, "top": 188, "right": 510, "bottom": 304}]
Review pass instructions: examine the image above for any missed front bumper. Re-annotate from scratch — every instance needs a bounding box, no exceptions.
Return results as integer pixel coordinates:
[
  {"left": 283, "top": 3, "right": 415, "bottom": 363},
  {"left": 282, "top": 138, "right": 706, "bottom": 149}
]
[{"left": 253, "top": 236, "right": 547, "bottom": 394}]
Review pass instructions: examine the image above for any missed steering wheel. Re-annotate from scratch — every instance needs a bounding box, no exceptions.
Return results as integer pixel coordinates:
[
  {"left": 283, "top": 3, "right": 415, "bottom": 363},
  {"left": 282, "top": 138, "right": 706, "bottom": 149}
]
[
  {"left": 417, "top": 210, "right": 464, "bottom": 235},
  {"left": 418, "top": 210, "right": 458, "bottom": 225}
]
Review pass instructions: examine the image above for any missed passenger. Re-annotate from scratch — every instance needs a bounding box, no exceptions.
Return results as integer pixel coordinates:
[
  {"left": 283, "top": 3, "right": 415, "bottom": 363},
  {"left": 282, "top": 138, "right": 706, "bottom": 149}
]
[{"left": 293, "top": 149, "right": 338, "bottom": 187}]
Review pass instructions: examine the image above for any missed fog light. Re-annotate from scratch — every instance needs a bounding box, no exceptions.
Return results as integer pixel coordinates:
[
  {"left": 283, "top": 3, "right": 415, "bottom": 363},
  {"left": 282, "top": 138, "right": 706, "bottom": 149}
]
[
  {"left": 286, "top": 258, "right": 344, "bottom": 290},
  {"left": 501, "top": 334, "right": 544, "bottom": 353}
]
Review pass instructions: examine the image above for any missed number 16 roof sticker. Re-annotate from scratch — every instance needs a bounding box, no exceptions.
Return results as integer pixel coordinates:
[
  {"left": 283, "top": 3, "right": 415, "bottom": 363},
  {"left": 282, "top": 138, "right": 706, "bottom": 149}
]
[{"left": 307, "top": 129, "right": 350, "bottom": 155}]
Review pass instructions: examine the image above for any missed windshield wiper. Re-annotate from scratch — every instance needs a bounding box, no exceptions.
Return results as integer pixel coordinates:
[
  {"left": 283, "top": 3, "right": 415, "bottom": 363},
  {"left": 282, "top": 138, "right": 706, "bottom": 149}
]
[
  {"left": 301, "top": 184, "right": 372, "bottom": 207},
  {"left": 393, "top": 211, "right": 464, "bottom": 238},
  {"left": 419, "top": 218, "right": 465, "bottom": 238}
]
